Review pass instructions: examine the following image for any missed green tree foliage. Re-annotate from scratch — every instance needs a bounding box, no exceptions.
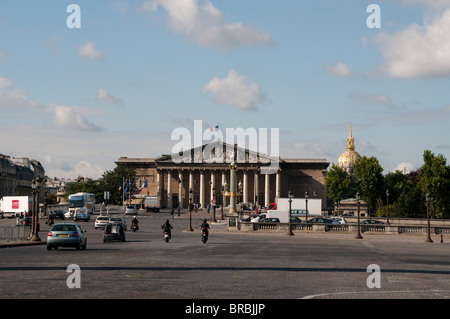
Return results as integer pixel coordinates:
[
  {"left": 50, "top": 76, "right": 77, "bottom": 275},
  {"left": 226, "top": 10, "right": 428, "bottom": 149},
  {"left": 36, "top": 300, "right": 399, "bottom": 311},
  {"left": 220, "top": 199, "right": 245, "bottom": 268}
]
[
  {"left": 324, "top": 163, "right": 350, "bottom": 212},
  {"left": 353, "top": 156, "right": 384, "bottom": 215},
  {"left": 419, "top": 150, "right": 450, "bottom": 218}
]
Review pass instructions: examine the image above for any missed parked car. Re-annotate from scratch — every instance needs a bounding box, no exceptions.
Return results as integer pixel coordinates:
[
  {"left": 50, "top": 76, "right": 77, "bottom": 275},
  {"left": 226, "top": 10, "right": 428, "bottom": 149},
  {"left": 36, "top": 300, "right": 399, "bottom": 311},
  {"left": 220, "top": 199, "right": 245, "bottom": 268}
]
[
  {"left": 125, "top": 205, "right": 137, "bottom": 215},
  {"left": 109, "top": 216, "right": 127, "bottom": 231},
  {"left": 291, "top": 217, "right": 302, "bottom": 223},
  {"left": 260, "top": 217, "right": 280, "bottom": 223},
  {"left": 23, "top": 216, "right": 39, "bottom": 231},
  {"left": 361, "top": 219, "right": 384, "bottom": 225},
  {"left": 95, "top": 216, "right": 109, "bottom": 229},
  {"left": 330, "top": 217, "right": 347, "bottom": 224},
  {"left": 103, "top": 222, "right": 125, "bottom": 242},
  {"left": 46, "top": 223, "right": 87, "bottom": 250},
  {"left": 306, "top": 217, "right": 338, "bottom": 224}
]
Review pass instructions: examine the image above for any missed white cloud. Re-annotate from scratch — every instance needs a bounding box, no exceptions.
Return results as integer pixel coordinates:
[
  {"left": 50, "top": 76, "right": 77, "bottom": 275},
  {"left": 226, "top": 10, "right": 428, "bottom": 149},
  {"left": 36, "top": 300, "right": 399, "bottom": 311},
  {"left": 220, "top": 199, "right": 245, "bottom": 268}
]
[
  {"left": 394, "top": 162, "right": 415, "bottom": 174},
  {"left": 142, "top": 0, "right": 271, "bottom": 50},
  {"left": 0, "top": 77, "right": 40, "bottom": 109},
  {"left": 202, "top": 70, "right": 264, "bottom": 110},
  {"left": 51, "top": 105, "right": 105, "bottom": 131},
  {"left": 324, "top": 62, "right": 352, "bottom": 77},
  {"left": 375, "top": 9, "right": 450, "bottom": 78},
  {"left": 77, "top": 41, "right": 105, "bottom": 59},
  {"left": 96, "top": 88, "right": 123, "bottom": 105}
]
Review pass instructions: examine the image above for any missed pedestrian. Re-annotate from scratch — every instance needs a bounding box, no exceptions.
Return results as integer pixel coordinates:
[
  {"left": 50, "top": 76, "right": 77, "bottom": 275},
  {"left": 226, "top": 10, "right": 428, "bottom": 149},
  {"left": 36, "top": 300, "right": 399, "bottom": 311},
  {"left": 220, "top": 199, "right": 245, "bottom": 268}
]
[{"left": 207, "top": 204, "right": 210, "bottom": 214}]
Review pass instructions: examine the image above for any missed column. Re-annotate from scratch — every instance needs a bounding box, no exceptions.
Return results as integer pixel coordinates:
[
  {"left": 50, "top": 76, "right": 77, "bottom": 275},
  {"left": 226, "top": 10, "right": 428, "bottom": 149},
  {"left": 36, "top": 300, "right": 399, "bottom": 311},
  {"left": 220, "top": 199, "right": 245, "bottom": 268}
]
[
  {"left": 222, "top": 169, "right": 227, "bottom": 207},
  {"left": 157, "top": 170, "right": 162, "bottom": 205},
  {"left": 210, "top": 169, "right": 215, "bottom": 203},
  {"left": 275, "top": 169, "right": 281, "bottom": 201},
  {"left": 178, "top": 170, "right": 183, "bottom": 208},
  {"left": 243, "top": 170, "right": 248, "bottom": 203},
  {"left": 200, "top": 170, "right": 205, "bottom": 209},
  {"left": 265, "top": 173, "right": 270, "bottom": 207},
  {"left": 167, "top": 170, "right": 173, "bottom": 209}
]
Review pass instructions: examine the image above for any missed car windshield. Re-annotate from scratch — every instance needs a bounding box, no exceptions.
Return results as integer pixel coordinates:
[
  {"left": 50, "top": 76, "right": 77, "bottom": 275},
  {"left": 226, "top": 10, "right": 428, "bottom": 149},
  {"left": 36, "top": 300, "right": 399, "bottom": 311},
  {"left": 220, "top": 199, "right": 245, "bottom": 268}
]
[
  {"left": 97, "top": 217, "right": 108, "bottom": 220},
  {"left": 52, "top": 225, "right": 76, "bottom": 232}
]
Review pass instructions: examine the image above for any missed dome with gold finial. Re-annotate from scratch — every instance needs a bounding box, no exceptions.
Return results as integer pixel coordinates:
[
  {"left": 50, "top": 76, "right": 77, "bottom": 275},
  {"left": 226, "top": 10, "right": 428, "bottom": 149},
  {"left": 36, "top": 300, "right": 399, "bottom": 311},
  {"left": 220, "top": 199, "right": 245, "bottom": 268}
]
[{"left": 337, "top": 126, "right": 361, "bottom": 174}]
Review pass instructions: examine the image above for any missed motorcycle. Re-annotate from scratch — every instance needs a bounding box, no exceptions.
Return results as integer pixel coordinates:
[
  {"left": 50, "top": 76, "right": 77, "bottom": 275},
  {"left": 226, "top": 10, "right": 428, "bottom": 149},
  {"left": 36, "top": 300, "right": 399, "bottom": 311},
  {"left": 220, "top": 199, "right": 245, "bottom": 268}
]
[
  {"left": 131, "top": 223, "right": 139, "bottom": 232},
  {"left": 201, "top": 227, "right": 208, "bottom": 244},
  {"left": 47, "top": 218, "right": 54, "bottom": 227},
  {"left": 163, "top": 230, "right": 171, "bottom": 243}
]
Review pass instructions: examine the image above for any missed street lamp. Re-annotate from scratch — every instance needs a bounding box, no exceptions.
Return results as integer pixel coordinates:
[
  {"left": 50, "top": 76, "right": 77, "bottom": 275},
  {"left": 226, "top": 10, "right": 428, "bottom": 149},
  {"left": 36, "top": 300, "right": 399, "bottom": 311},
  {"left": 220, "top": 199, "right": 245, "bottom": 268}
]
[
  {"left": 187, "top": 188, "right": 193, "bottom": 231},
  {"left": 212, "top": 185, "right": 217, "bottom": 222},
  {"left": 386, "top": 189, "right": 390, "bottom": 225},
  {"left": 222, "top": 182, "right": 228, "bottom": 220},
  {"left": 30, "top": 176, "right": 43, "bottom": 242},
  {"left": 425, "top": 193, "right": 433, "bottom": 243},
  {"left": 355, "top": 192, "right": 363, "bottom": 239},
  {"left": 287, "top": 190, "right": 294, "bottom": 236},
  {"left": 305, "top": 191, "right": 309, "bottom": 223}
]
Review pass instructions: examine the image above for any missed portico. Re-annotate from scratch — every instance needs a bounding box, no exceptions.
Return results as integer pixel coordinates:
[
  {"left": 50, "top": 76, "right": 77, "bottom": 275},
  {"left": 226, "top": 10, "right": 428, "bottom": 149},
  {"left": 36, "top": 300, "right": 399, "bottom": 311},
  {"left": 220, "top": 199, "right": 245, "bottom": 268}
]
[{"left": 116, "top": 142, "right": 330, "bottom": 211}]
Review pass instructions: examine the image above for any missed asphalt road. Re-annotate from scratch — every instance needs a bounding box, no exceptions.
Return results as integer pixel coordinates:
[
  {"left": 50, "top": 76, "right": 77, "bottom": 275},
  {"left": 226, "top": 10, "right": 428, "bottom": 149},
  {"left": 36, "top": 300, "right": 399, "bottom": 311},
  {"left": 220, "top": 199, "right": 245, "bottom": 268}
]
[{"left": 1, "top": 209, "right": 450, "bottom": 301}]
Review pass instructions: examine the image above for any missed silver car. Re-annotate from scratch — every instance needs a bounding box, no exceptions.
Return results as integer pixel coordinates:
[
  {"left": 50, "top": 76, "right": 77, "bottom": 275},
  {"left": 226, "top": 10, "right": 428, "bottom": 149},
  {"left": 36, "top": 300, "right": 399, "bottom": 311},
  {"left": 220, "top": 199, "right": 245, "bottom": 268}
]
[
  {"left": 125, "top": 205, "right": 137, "bottom": 215},
  {"left": 47, "top": 223, "right": 87, "bottom": 250}
]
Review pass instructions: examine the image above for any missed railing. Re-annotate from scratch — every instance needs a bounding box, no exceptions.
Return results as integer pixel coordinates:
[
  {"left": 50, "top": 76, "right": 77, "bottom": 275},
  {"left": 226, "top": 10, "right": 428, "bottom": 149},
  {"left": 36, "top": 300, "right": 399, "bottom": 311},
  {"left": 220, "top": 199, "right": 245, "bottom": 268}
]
[
  {"left": 237, "top": 221, "right": 450, "bottom": 236},
  {"left": 0, "top": 226, "right": 31, "bottom": 241}
]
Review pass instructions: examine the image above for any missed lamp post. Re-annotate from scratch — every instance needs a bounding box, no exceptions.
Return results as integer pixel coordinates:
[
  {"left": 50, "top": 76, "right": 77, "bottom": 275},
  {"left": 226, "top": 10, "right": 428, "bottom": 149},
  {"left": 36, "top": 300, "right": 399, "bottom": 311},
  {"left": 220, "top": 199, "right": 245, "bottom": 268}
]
[
  {"left": 305, "top": 191, "right": 309, "bottom": 223},
  {"left": 31, "top": 176, "right": 43, "bottom": 242},
  {"left": 222, "top": 182, "right": 227, "bottom": 220},
  {"left": 212, "top": 185, "right": 217, "bottom": 222},
  {"left": 229, "top": 161, "right": 237, "bottom": 215},
  {"left": 386, "top": 189, "right": 390, "bottom": 225},
  {"left": 287, "top": 190, "right": 294, "bottom": 236},
  {"left": 355, "top": 192, "right": 363, "bottom": 239},
  {"left": 425, "top": 193, "right": 433, "bottom": 243},
  {"left": 187, "top": 188, "right": 193, "bottom": 231}
]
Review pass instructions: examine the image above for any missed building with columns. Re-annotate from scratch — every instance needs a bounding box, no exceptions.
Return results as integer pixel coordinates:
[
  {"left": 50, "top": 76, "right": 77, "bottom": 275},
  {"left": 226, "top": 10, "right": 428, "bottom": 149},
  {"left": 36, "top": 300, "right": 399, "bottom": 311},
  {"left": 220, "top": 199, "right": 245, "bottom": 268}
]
[{"left": 116, "top": 141, "right": 330, "bottom": 212}]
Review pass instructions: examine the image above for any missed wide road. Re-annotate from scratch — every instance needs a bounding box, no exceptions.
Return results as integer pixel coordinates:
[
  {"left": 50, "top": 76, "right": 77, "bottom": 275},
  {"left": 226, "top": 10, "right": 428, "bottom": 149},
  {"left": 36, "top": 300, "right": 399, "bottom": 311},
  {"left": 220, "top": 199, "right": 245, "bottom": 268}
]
[{"left": 1, "top": 209, "right": 450, "bottom": 300}]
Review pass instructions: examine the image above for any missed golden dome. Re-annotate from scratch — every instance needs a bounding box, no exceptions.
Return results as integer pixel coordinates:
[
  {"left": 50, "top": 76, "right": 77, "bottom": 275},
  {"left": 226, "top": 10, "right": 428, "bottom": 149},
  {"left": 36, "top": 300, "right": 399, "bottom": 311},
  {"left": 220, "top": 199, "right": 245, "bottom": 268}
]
[{"left": 337, "top": 126, "right": 360, "bottom": 171}]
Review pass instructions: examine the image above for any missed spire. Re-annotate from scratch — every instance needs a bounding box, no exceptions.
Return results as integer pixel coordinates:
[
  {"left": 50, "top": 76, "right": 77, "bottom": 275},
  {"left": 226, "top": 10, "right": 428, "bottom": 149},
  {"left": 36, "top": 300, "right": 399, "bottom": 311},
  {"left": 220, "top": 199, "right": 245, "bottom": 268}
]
[{"left": 346, "top": 125, "right": 355, "bottom": 151}]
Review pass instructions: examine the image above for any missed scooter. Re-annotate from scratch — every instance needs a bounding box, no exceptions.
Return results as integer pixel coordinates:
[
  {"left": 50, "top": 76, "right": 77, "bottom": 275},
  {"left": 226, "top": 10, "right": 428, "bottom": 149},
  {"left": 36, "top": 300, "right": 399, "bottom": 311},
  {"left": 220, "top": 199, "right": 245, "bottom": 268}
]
[
  {"left": 163, "top": 231, "right": 171, "bottom": 243},
  {"left": 131, "top": 223, "right": 139, "bottom": 232},
  {"left": 201, "top": 227, "right": 208, "bottom": 244}
]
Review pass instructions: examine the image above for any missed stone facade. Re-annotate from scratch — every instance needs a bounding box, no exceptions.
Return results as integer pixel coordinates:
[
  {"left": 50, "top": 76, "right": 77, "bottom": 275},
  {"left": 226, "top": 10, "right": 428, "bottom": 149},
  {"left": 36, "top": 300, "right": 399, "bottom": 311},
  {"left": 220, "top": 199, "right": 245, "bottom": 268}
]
[{"left": 0, "top": 154, "right": 45, "bottom": 201}]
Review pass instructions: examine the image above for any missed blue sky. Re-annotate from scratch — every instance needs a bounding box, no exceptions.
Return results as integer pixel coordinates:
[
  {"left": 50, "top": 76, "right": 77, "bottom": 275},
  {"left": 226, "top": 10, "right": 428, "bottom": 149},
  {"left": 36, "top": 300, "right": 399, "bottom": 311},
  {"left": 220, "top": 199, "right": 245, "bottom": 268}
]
[{"left": 1, "top": 0, "right": 449, "bottom": 178}]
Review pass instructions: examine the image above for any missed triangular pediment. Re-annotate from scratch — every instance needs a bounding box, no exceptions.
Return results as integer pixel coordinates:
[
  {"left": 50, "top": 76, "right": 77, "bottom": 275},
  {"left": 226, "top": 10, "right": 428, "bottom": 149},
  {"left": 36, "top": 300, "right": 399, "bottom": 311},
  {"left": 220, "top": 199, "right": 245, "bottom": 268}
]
[{"left": 158, "top": 140, "right": 281, "bottom": 166}]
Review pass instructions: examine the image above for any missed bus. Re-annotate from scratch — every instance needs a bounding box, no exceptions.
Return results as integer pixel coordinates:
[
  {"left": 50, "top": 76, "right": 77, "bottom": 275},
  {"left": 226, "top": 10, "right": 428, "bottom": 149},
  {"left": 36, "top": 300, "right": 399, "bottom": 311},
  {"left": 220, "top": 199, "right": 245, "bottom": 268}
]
[{"left": 68, "top": 192, "right": 96, "bottom": 214}]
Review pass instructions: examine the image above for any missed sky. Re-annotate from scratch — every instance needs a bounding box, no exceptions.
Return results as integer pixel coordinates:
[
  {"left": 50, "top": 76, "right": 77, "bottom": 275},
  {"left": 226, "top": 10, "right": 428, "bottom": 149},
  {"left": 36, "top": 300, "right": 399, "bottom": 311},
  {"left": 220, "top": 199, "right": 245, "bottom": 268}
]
[{"left": 1, "top": 0, "right": 450, "bottom": 179}]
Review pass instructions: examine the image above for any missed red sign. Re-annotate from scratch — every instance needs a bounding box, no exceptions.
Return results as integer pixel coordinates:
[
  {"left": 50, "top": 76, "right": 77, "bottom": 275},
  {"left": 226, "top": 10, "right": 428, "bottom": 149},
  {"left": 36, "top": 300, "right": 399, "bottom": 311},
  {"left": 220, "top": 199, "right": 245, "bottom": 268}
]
[{"left": 12, "top": 200, "right": 19, "bottom": 209}]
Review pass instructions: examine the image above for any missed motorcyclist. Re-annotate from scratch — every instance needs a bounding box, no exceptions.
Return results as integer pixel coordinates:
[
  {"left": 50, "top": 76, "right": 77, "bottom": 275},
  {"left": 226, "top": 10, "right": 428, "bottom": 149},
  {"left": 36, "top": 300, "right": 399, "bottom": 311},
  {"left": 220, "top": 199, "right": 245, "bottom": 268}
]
[
  {"left": 131, "top": 216, "right": 139, "bottom": 230},
  {"left": 47, "top": 212, "right": 54, "bottom": 226},
  {"left": 200, "top": 218, "right": 210, "bottom": 235},
  {"left": 161, "top": 219, "right": 173, "bottom": 237}
]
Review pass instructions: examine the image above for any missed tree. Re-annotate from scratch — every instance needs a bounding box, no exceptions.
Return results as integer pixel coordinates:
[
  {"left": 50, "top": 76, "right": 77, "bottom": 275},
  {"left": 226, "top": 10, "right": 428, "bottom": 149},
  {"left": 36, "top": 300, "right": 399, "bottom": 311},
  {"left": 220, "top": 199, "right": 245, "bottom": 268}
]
[
  {"left": 98, "top": 165, "right": 135, "bottom": 205},
  {"left": 419, "top": 150, "right": 450, "bottom": 218},
  {"left": 353, "top": 156, "right": 384, "bottom": 216},
  {"left": 324, "top": 163, "right": 350, "bottom": 213}
]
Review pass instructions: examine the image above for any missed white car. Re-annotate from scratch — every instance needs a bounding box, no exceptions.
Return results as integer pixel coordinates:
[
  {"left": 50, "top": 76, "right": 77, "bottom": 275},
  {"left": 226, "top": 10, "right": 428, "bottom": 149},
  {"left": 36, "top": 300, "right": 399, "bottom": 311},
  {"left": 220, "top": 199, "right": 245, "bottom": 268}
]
[
  {"left": 125, "top": 205, "right": 137, "bottom": 215},
  {"left": 330, "top": 216, "right": 347, "bottom": 224},
  {"left": 74, "top": 207, "right": 90, "bottom": 221},
  {"left": 95, "top": 216, "right": 109, "bottom": 229}
]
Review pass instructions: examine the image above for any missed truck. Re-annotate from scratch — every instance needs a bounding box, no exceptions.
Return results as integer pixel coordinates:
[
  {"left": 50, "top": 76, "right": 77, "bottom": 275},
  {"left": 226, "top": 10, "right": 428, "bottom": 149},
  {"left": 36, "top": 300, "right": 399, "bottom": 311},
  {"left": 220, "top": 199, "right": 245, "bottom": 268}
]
[
  {"left": 68, "top": 192, "right": 95, "bottom": 214},
  {"left": 0, "top": 196, "right": 31, "bottom": 218},
  {"left": 266, "top": 197, "right": 322, "bottom": 221},
  {"left": 144, "top": 195, "right": 160, "bottom": 212}
]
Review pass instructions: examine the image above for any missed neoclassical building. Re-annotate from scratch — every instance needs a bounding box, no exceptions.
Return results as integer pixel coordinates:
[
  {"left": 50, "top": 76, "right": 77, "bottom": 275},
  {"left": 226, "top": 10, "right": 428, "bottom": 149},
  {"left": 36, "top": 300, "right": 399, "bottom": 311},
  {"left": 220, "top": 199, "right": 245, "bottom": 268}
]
[{"left": 116, "top": 141, "right": 330, "bottom": 211}]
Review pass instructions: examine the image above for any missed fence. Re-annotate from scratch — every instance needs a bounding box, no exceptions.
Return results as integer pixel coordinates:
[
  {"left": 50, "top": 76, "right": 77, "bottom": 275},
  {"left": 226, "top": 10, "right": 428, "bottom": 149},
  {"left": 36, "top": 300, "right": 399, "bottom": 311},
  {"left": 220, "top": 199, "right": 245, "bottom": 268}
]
[
  {"left": 237, "top": 221, "right": 450, "bottom": 236},
  {"left": 0, "top": 226, "right": 31, "bottom": 241}
]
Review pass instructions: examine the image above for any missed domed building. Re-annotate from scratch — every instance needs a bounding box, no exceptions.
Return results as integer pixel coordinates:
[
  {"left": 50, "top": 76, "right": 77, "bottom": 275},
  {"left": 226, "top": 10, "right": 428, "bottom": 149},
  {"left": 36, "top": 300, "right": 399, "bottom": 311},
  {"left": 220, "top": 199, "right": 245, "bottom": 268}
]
[{"left": 337, "top": 126, "right": 361, "bottom": 175}]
